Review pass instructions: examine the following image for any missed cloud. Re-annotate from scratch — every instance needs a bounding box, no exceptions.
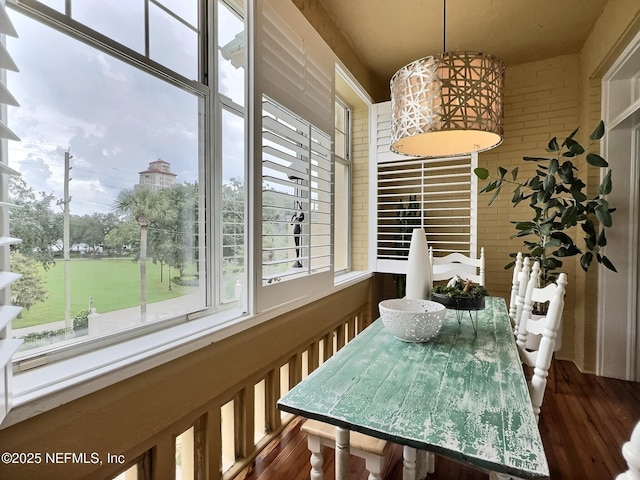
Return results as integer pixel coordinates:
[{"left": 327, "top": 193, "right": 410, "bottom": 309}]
[{"left": 7, "top": 8, "right": 203, "bottom": 215}]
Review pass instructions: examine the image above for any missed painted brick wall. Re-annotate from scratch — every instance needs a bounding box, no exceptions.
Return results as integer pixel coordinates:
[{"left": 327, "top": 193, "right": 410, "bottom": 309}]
[
  {"left": 476, "top": 54, "right": 582, "bottom": 361},
  {"left": 351, "top": 104, "right": 370, "bottom": 271}
]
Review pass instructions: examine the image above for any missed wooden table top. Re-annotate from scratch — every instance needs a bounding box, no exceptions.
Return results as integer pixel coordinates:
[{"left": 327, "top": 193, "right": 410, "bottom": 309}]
[{"left": 277, "top": 296, "right": 550, "bottom": 479}]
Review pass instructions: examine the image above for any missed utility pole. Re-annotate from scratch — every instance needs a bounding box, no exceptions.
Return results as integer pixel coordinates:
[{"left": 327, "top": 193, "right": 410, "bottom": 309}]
[{"left": 58, "top": 149, "right": 72, "bottom": 334}]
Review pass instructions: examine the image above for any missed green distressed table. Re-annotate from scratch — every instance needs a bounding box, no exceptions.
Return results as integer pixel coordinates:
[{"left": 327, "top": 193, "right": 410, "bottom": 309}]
[{"left": 277, "top": 297, "right": 549, "bottom": 479}]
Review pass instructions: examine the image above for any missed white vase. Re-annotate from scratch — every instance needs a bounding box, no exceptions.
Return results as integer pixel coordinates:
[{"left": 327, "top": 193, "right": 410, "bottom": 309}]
[{"left": 406, "top": 228, "right": 432, "bottom": 300}]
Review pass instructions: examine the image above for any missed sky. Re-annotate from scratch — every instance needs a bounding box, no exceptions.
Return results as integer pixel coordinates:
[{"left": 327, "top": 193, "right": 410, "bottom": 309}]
[{"left": 7, "top": 1, "right": 245, "bottom": 216}]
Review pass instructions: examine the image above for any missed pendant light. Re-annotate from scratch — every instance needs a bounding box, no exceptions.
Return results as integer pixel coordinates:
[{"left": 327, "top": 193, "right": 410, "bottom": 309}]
[{"left": 390, "top": 0, "right": 505, "bottom": 157}]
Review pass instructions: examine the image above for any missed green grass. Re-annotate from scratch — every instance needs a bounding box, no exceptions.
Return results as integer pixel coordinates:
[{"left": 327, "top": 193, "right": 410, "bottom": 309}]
[{"left": 14, "top": 258, "right": 198, "bottom": 328}]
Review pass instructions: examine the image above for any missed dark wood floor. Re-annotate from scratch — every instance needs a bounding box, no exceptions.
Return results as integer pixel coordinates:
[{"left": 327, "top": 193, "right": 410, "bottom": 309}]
[{"left": 236, "top": 360, "right": 640, "bottom": 480}]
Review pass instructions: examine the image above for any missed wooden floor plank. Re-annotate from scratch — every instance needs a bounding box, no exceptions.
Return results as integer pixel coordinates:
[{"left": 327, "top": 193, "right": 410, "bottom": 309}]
[{"left": 235, "top": 360, "right": 640, "bottom": 479}]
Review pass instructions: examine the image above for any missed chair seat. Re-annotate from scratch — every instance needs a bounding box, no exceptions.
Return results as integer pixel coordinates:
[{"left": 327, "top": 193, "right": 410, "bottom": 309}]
[{"left": 301, "top": 418, "right": 388, "bottom": 456}]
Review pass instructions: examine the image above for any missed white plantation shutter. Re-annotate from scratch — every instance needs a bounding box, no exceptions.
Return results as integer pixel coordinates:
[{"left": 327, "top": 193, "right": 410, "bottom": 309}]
[
  {"left": 257, "top": 0, "right": 333, "bottom": 135},
  {"left": 0, "top": 0, "right": 22, "bottom": 425},
  {"left": 253, "top": 0, "right": 334, "bottom": 312},
  {"left": 372, "top": 102, "right": 478, "bottom": 274}
]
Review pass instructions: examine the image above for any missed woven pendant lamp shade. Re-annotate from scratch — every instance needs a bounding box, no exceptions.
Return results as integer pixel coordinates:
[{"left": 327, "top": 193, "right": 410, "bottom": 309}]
[{"left": 390, "top": 51, "right": 505, "bottom": 157}]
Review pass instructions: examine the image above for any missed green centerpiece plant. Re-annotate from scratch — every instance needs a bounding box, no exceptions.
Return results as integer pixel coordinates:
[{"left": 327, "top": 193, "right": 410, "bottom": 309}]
[
  {"left": 432, "top": 276, "right": 488, "bottom": 310},
  {"left": 474, "top": 121, "right": 616, "bottom": 286}
]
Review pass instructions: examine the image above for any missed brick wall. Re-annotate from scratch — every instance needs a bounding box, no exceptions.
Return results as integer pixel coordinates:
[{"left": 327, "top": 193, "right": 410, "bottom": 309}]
[
  {"left": 351, "top": 103, "right": 370, "bottom": 271},
  {"left": 476, "top": 54, "right": 582, "bottom": 361}
]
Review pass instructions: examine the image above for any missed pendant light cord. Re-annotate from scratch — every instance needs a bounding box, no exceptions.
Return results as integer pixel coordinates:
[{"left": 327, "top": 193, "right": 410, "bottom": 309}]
[{"left": 442, "top": 0, "right": 446, "bottom": 53}]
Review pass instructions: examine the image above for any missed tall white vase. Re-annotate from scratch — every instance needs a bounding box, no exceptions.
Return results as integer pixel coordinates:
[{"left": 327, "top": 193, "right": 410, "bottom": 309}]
[{"left": 406, "top": 227, "right": 432, "bottom": 300}]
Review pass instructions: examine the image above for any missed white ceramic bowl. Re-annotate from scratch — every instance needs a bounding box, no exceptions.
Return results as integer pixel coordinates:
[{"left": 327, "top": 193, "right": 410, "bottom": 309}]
[{"left": 379, "top": 298, "right": 447, "bottom": 343}]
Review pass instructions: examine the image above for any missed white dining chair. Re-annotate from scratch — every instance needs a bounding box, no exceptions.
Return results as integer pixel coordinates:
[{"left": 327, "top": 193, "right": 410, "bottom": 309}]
[
  {"left": 516, "top": 263, "right": 568, "bottom": 421},
  {"left": 508, "top": 252, "right": 524, "bottom": 323},
  {"left": 430, "top": 246, "right": 485, "bottom": 286},
  {"left": 510, "top": 256, "right": 533, "bottom": 335},
  {"left": 616, "top": 420, "right": 640, "bottom": 479},
  {"left": 301, "top": 419, "right": 391, "bottom": 480}
]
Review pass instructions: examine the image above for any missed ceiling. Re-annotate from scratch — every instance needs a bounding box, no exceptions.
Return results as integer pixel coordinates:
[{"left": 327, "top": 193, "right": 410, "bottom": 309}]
[{"left": 318, "top": 0, "right": 608, "bottom": 87}]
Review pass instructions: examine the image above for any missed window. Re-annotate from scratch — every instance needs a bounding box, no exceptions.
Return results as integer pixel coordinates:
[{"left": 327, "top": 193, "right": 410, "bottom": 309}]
[
  {"left": 260, "top": 97, "right": 332, "bottom": 285},
  {"left": 334, "top": 97, "right": 351, "bottom": 273},
  {"left": 5, "top": 0, "right": 246, "bottom": 360}
]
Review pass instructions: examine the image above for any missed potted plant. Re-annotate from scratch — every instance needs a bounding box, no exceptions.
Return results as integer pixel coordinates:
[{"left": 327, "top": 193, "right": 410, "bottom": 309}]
[
  {"left": 474, "top": 121, "right": 616, "bottom": 286},
  {"left": 431, "top": 275, "right": 489, "bottom": 310}
]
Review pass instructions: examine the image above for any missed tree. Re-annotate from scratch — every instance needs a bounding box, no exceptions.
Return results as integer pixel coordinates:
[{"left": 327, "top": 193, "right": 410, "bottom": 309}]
[
  {"left": 10, "top": 251, "right": 48, "bottom": 312},
  {"left": 70, "top": 212, "right": 121, "bottom": 255},
  {"left": 103, "top": 220, "right": 139, "bottom": 256},
  {"left": 148, "top": 183, "right": 198, "bottom": 281},
  {"left": 9, "top": 177, "right": 63, "bottom": 269},
  {"left": 115, "top": 187, "right": 169, "bottom": 322},
  {"left": 222, "top": 178, "right": 245, "bottom": 260}
]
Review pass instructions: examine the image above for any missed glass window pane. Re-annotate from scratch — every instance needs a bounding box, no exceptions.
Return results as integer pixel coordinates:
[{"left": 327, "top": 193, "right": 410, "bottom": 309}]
[
  {"left": 72, "top": 0, "right": 145, "bottom": 54},
  {"left": 221, "top": 108, "right": 245, "bottom": 304},
  {"left": 154, "top": 0, "right": 198, "bottom": 28},
  {"left": 335, "top": 131, "right": 346, "bottom": 160},
  {"left": 335, "top": 101, "right": 345, "bottom": 131},
  {"left": 218, "top": 1, "right": 244, "bottom": 106},
  {"left": 7, "top": 11, "right": 205, "bottom": 355},
  {"left": 149, "top": 2, "right": 199, "bottom": 79},
  {"left": 334, "top": 161, "right": 348, "bottom": 272}
]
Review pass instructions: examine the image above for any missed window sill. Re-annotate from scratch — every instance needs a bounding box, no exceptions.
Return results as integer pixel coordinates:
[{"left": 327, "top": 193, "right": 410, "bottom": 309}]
[{"left": 2, "top": 271, "right": 372, "bottom": 429}]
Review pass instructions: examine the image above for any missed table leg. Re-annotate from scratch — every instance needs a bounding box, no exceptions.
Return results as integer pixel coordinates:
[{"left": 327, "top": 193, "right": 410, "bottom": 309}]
[
  {"left": 416, "top": 450, "right": 435, "bottom": 477},
  {"left": 306, "top": 433, "right": 324, "bottom": 480},
  {"left": 402, "top": 446, "right": 417, "bottom": 480},
  {"left": 335, "top": 426, "right": 351, "bottom": 480}
]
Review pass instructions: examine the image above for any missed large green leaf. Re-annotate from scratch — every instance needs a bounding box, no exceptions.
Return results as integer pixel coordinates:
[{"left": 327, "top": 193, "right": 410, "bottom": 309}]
[
  {"left": 590, "top": 120, "right": 605, "bottom": 141},
  {"left": 511, "top": 186, "right": 522, "bottom": 204},
  {"left": 597, "top": 229, "right": 607, "bottom": 247},
  {"left": 523, "top": 156, "right": 550, "bottom": 162},
  {"left": 599, "top": 170, "right": 612, "bottom": 195},
  {"left": 560, "top": 205, "right": 577, "bottom": 226},
  {"left": 570, "top": 190, "right": 587, "bottom": 202},
  {"left": 515, "top": 221, "right": 535, "bottom": 231},
  {"left": 595, "top": 200, "right": 613, "bottom": 227},
  {"left": 581, "top": 219, "right": 596, "bottom": 236},
  {"left": 580, "top": 251, "right": 593, "bottom": 272},
  {"left": 586, "top": 153, "right": 608, "bottom": 167},
  {"left": 550, "top": 231, "right": 573, "bottom": 245},
  {"left": 601, "top": 255, "right": 617, "bottom": 272},
  {"left": 474, "top": 167, "right": 489, "bottom": 180},
  {"left": 565, "top": 127, "right": 580, "bottom": 143},
  {"left": 543, "top": 174, "right": 556, "bottom": 191},
  {"left": 546, "top": 137, "right": 560, "bottom": 152},
  {"left": 565, "top": 138, "right": 585, "bottom": 156},
  {"left": 483, "top": 181, "right": 497, "bottom": 193},
  {"left": 511, "top": 167, "right": 519, "bottom": 180}
]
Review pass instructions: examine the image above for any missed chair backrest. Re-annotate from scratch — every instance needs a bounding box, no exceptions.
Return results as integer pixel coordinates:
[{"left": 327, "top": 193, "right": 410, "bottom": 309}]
[
  {"left": 429, "top": 247, "right": 485, "bottom": 286},
  {"left": 616, "top": 420, "right": 640, "bottom": 479},
  {"left": 508, "top": 252, "right": 524, "bottom": 322},
  {"left": 517, "top": 264, "right": 567, "bottom": 422}
]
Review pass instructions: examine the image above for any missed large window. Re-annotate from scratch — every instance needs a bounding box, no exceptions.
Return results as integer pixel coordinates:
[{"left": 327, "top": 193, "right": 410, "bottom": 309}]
[{"left": 5, "top": 0, "right": 245, "bottom": 358}]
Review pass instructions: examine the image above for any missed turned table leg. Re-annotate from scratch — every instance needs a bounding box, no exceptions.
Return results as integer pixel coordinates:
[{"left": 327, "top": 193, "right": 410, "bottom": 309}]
[{"left": 335, "top": 426, "right": 351, "bottom": 480}]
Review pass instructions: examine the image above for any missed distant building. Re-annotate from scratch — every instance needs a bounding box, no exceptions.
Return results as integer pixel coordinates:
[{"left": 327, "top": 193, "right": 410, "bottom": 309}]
[{"left": 137, "top": 159, "right": 177, "bottom": 190}]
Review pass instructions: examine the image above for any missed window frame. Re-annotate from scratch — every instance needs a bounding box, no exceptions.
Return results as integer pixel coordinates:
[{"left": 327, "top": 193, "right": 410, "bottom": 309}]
[
  {"left": 333, "top": 95, "right": 352, "bottom": 275},
  {"left": 6, "top": 0, "right": 239, "bottom": 367}
]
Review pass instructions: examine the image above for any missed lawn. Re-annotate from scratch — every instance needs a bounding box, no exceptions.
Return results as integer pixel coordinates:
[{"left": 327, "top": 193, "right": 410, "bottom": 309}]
[{"left": 14, "top": 258, "right": 199, "bottom": 328}]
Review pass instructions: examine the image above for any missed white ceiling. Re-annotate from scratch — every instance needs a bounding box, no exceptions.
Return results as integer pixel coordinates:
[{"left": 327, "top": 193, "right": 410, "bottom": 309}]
[{"left": 319, "top": 0, "right": 608, "bottom": 84}]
